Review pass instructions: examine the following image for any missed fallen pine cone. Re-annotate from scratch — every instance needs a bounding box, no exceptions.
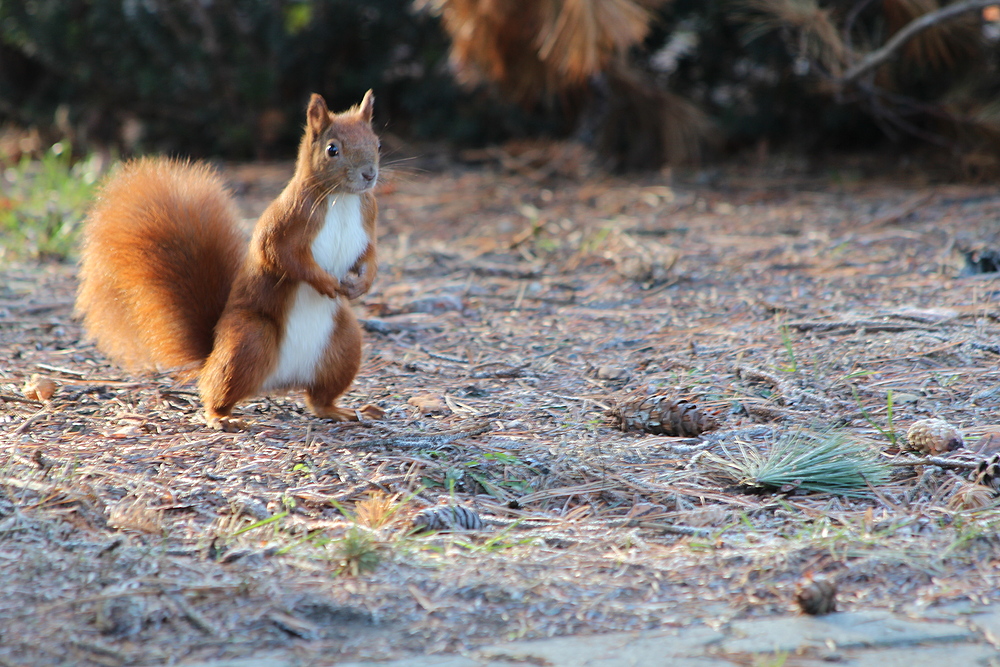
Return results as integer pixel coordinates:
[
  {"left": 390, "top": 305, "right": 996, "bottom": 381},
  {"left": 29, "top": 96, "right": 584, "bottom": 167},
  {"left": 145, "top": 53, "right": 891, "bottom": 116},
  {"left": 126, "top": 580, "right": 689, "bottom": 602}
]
[
  {"left": 795, "top": 575, "right": 837, "bottom": 615},
  {"left": 609, "top": 395, "right": 717, "bottom": 437},
  {"left": 905, "top": 418, "right": 964, "bottom": 455},
  {"left": 411, "top": 505, "right": 484, "bottom": 533},
  {"left": 973, "top": 453, "right": 1000, "bottom": 494}
]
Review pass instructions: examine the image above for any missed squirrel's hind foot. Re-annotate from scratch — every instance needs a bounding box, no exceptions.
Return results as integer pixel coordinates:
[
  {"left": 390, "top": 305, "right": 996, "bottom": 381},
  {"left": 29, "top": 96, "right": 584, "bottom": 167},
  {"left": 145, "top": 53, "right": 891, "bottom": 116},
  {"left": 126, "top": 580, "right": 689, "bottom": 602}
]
[{"left": 205, "top": 412, "right": 247, "bottom": 432}]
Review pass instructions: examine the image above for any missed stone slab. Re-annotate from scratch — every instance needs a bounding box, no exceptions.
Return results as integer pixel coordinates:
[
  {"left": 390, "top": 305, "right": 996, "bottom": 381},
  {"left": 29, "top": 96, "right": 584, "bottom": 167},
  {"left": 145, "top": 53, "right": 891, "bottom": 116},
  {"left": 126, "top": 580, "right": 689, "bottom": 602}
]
[
  {"left": 840, "top": 642, "right": 999, "bottom": 667},
  {"left": 965, "top": 609, "right": 1000, "bottom": 647},
  {"left": 475, "top": 626, "right": 729, "bottom": 666},
  {"left": 720, "top": 611, "right": 975, "bottom": 654},
  {"left": 789, "top": 642, "right": 1000, "bottom": 667},
  {"left": 183, "top": 608, "right": 1000, "bottom": 667},
  {"left": 180, "top": 660, "right": 292, "bottom": 667}
]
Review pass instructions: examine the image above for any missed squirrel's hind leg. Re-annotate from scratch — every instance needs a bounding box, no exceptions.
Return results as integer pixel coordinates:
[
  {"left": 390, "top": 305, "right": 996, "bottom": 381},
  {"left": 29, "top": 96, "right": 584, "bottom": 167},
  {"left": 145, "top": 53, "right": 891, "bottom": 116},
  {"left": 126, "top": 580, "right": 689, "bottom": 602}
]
[
  {"left": 305, "top": 305, "right": 383, "bottom": 421},
  {"left": 199, "top": 311, "right": 280, "bottom": 430}
]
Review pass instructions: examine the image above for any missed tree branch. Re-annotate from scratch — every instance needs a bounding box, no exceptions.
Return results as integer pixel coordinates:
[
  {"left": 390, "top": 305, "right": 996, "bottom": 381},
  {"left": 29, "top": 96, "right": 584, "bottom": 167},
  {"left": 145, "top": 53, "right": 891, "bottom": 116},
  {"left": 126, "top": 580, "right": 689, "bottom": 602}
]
[{"left": 841, "top": 0, "right": 995, "bottom": 84}]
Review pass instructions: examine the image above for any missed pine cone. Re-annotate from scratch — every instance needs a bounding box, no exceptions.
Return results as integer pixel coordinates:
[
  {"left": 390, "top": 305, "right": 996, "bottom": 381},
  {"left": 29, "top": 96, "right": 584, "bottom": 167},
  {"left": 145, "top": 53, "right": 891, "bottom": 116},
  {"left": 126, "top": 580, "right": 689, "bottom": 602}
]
[
  {"left": 795, "top": 575, "right": 837, "bottom": 615},
  {"left": 973, "top": 453, "right": 1000, "bottom": 493},
  {"left": 610, "top": 395, "right": 717, "bottom": 437},
  {"left": 905, "top": 418, "right": 964, "bottom": 455},
  {"left": 412, "top": 505, "right": 484, "bottom": 533}
]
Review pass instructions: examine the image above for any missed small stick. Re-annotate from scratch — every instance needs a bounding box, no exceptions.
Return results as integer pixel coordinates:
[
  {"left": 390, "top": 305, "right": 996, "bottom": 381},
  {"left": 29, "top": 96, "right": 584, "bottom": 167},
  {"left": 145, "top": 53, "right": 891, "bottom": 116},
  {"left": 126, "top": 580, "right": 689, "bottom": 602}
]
[
  {"left": 350, "top": 422, "right": 492, "bottom": 450},
  {"left": 469, "top": 363, "right": 528, "bottom": 379},
  {"left": 166, "top": 592, "right": 219, "bottom": 636},
  {"left": 0, "top": 393, "right": 43, "bottom": 406},
  {"left": 736, "top": 365, "right": 838, "bottom": 409},
  {"left": 70, "top": 639, "right": 127, "bottom": 663},
  {"left": 513, "top": 281, "right": 528, "bottom": 310},
  {"left": 421, "top": 347, "right": 468, "bottom": 364},
  {"left": 14, "top": 407, "right": 49, "bottom": 436},
  {"left": 602, "top": 519, "right": 713, "bottom": 537},
  {"left": 886, "top": 455, "right": 979, "bottom": 470},
  {"left": 787, "top": 320, "right": 927, "bottom": 334},
  {"left": 35, "top": 363, "right": 86, "bottom": 377}
]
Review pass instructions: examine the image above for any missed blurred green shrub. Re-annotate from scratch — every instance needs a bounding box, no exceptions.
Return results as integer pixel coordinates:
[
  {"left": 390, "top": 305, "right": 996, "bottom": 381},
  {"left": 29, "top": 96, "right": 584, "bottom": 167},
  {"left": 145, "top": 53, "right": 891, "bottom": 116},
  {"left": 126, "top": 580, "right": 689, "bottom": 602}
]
[{"left": 0, "top": 143, "right": 102, "bottom": 261}]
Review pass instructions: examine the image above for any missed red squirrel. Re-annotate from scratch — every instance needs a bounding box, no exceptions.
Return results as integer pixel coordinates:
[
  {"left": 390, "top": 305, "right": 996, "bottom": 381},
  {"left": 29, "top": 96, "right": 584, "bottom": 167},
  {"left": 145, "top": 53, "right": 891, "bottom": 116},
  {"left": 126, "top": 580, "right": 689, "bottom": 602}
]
[{"left": 76, "top": 91, "right": 384, "bottom": 430}]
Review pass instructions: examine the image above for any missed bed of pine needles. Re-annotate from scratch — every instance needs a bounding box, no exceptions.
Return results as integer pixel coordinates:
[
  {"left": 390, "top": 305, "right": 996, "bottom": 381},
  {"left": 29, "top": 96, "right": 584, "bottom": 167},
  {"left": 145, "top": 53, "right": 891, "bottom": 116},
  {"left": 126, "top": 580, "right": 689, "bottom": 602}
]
[{"left": 2, "top": 146, "right": 1000, "bottom": 666}]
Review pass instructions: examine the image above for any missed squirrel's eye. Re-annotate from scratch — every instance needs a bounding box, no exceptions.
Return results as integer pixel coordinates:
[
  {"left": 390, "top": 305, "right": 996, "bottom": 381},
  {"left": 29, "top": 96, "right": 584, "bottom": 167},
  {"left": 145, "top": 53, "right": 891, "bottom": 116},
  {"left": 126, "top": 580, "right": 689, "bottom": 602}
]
[
  {"left": 377, "top": 140, "right": 382, "bottom": 150},
  {"left": 326, "top": 144, "right": 339, "bottom": 158}
]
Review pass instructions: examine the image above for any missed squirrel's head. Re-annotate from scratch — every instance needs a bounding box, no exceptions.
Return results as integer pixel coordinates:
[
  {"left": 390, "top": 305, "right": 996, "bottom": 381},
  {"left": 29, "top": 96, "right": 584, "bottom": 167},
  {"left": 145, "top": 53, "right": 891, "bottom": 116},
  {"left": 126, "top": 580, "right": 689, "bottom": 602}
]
[{"left": 302, "top": 91, "right": 380, "bottom": 194}]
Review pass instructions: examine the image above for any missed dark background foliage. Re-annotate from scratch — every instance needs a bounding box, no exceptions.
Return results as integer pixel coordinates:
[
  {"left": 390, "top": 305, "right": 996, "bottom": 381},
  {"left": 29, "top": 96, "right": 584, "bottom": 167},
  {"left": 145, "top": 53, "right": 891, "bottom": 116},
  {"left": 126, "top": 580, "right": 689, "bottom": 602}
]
[
  {"left": 1, "top": 0, "right": 998, "bottom": 165},
  {"left": 0, "top": 0, "right": 534, "bottom": 156}
]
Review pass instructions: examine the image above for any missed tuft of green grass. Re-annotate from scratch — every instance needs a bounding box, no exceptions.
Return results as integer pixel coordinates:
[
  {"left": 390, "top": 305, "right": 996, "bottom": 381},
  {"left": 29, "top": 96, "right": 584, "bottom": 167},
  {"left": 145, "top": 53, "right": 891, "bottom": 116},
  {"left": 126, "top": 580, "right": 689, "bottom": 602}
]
[
  {"left": 852, "top": 387, "right": 899, "bottom": 446},
  {"left": 0, "top": 143, "right": 103, "bottom": 262},
  {"left": 778, "top": 323, "right": 798, "bottom": 372},
  {"left": 335, "top": 526, "right": 381, "bottom": 576},
  {"left": 706, "top": 430, "right": 890, "bottom": 496},
  {"left": 450, "top": 521, "right": 532, "bottom": 554},
  {"left": 754, "top": 654, "right": 789, "bottom": 667}
]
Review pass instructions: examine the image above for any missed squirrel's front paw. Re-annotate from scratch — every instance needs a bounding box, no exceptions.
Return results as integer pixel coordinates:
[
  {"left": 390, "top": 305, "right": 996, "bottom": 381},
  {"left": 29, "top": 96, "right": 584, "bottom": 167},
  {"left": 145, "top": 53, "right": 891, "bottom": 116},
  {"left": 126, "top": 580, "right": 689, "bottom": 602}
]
[
  {"left": 338, "top": 275, "right": 367, "bottom": 300},
  {"left": 311, "top": 276, "right": 342, "bottom": 299}
]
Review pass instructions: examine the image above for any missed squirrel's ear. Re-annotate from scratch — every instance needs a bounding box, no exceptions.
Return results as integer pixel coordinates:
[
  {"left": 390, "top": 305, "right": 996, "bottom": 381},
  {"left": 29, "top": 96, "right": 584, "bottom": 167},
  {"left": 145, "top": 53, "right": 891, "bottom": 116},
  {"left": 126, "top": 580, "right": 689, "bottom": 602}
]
[
  {"left": 358, "top": 89, "right": 374, "bottom": 124},
  {"left": 306, "top": 94, "right": 330, "bottom": 133}
]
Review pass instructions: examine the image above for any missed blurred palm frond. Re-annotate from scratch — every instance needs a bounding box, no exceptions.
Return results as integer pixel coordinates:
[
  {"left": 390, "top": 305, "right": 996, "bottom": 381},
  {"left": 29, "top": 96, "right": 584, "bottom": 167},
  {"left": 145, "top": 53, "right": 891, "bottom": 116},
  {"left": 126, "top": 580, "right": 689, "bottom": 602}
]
[
  {"left": 415, "top": 0, "right": 548, "bottom": 101},
  {"left": 416, "top": 0, "right": 667, "bottom": 102},
  {"left": 536, "top": 0, "right": 660, "bottom": 84},
  {"left": 882, "top": 0, "right": 979, "bottom": 73},
  {"left": 597, "top": 63, "right": 715, "bottom": 170},
  {"left": 735, "top": 0, "right": 849, "bottom": 76}
]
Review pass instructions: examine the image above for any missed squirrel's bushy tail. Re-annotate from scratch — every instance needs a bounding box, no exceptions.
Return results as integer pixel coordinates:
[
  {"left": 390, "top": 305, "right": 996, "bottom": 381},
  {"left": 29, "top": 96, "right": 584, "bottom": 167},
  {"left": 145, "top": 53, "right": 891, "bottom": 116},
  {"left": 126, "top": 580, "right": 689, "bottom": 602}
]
[{"left": 76, "top": 158, "right": 246, "bottom": 372}]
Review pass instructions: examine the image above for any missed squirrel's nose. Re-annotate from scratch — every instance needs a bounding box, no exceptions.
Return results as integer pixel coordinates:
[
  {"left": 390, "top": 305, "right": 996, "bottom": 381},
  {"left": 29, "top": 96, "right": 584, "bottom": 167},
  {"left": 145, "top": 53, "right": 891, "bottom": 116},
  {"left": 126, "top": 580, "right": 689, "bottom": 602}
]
[{"left": 361, "top": 167, "right": 377, "bottom": 183}]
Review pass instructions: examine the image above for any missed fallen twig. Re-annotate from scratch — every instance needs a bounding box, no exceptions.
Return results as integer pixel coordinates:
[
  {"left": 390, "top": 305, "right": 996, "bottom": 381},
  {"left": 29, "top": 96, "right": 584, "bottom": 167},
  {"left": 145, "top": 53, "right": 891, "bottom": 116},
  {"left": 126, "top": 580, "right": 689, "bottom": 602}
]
[
  {"left": 421, "top": 348, "right": 468, "bottom": 364},
  {"left": 788, "top": 320, "right": 933, "bottom": 334},
  {"left": 165, "top": 592, "right": 219, "bottom": 636},
  {"left": 70, "top": 638, "right": 127, "bottom": 663},
  {"left": 13, "top": 407, "right": 50, "bottom": 436},
  {"left": 735, "top": 365, "right": 838, "bottom": 409},
  {"left": 885, "top": 454, "right": 979, "bottom": 470},
  {"left": 469, "top": 362, "right": 529, "bottom": 379}
]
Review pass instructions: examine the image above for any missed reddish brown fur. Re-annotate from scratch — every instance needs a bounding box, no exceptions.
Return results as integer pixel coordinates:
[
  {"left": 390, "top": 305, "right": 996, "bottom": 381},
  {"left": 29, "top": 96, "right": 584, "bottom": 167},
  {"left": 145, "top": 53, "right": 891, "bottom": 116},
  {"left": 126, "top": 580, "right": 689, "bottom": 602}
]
[
  {"left": 76, "top": 158, "right": 245, "bottom": 371},
  {"left": 76, "top": 93, "right": 382, "bottom": 429},
  {"left": 305, "top": 303, "right": 363, "bottom": 419}
]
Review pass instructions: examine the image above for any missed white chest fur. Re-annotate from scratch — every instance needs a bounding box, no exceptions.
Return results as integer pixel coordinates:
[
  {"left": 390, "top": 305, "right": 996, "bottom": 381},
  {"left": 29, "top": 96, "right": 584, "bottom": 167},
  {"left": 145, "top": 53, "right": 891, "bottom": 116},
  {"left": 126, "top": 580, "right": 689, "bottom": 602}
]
[
  {"left": 263, "top": 195, "right": 369, "bottom": 391},
  {"left": 312, "top": 194, "right": 369, "bottom": 279}
]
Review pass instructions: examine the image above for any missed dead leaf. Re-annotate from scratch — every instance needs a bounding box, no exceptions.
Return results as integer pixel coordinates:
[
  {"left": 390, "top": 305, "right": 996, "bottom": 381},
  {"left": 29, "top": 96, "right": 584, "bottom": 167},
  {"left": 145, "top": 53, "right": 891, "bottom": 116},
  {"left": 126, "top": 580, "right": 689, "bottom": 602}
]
[
  {"left": 22, "top": 374, "right": 56, "bottom": 402},
  {"left": 407, "top": 393, "right": 449, "bottom": 414},
  {"left": 111, "top": 425, "right": 144, "bottom": 439},
  {"left": 596, "top": 365, "right": 630, "bottom": 381},
  {"left": 974, "top": 429, "right": 1000, "bottom": 456}
]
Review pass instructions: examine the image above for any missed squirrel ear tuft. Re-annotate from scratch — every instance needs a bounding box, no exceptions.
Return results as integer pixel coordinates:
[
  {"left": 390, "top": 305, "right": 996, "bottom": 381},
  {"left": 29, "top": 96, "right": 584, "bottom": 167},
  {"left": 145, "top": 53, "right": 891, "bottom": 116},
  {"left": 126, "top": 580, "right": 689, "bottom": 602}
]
[
  {"left": 306, "top": 94, "right": 330, "bottom": 133},
  {"left": 358, "top": 89, "right": 374, "bottom": 123}
]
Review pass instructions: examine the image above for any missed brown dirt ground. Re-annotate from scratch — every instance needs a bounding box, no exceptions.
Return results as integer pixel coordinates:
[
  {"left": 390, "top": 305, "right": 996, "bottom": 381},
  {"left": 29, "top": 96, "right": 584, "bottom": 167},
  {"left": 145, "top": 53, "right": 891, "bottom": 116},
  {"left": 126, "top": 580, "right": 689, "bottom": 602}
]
[{"left": 2, "top": 148, "right": 1000, "bottom": 666}]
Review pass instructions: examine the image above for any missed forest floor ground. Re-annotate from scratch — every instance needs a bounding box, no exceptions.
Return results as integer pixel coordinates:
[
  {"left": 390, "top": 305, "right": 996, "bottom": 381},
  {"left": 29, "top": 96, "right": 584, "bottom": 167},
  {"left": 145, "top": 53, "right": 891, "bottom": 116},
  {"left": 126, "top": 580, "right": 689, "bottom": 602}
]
[{"left": 2, "top": 147, "right": 1000, "bottom": 666}]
